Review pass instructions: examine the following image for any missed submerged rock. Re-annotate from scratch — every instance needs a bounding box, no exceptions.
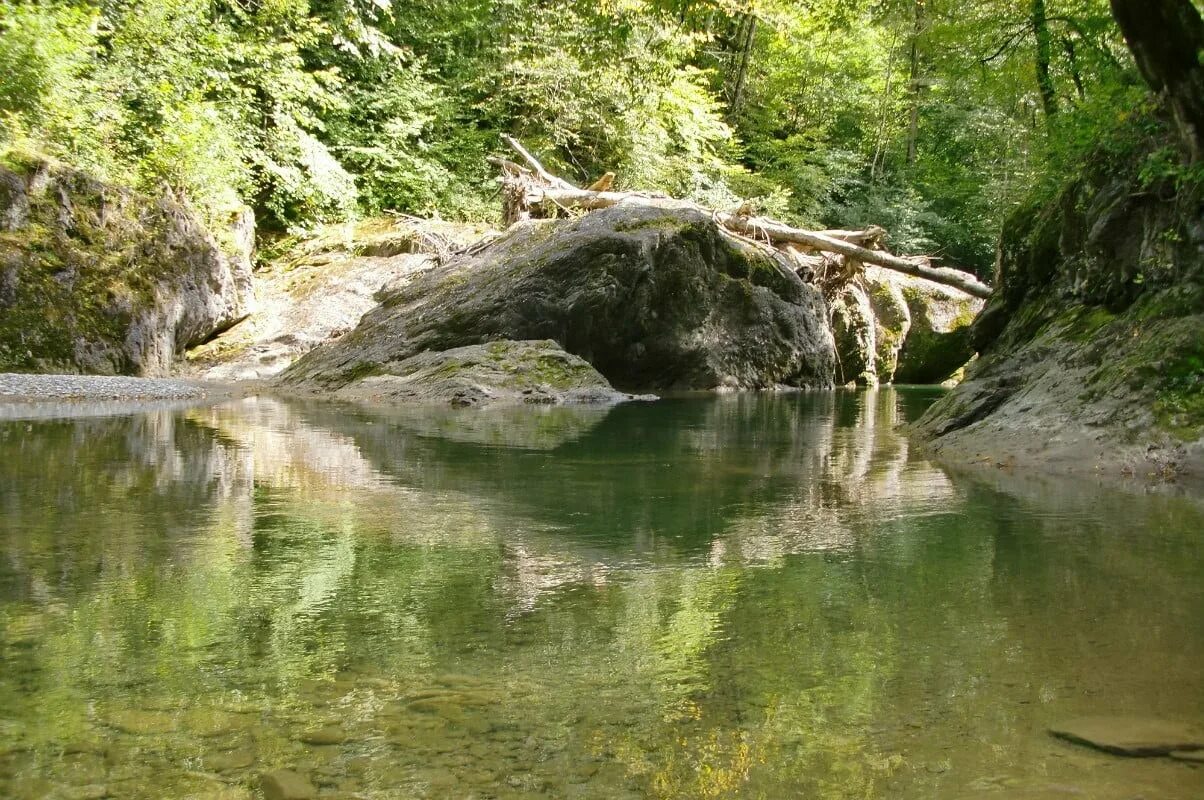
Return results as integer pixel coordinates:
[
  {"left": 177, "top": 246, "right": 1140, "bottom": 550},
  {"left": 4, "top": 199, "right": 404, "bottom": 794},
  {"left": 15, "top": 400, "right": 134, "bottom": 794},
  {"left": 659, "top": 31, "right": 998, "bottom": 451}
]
[
  {"left": 1049, "top": 716, "right": 1204, "bottom": 757},
  {"left": 260, "top": 769, "right": 316, "bottom": 800},
  {"left": 279, "top": 203, "right": 836, "bottom": 394},
  {"left": 298, "top": 725, "right": 346, "bottom": 746},
  {"left": 204, "top": 748, "right": 257, "bottom": 772},
  {"left": 332, "top": 340, "right": 644, "bottom": 407},
  {"left": 102, "top": 709, "right": 177, "bottom": 735},
  {"left": 0, "top": 153, "right": 254, "bottom": 376}
]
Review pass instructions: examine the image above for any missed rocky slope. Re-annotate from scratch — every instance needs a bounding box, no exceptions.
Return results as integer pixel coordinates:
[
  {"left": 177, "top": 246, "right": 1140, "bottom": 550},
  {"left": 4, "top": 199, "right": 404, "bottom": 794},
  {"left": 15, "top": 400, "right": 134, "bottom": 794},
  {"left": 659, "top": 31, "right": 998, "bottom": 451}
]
[
  {"left": 913, "top": 151, "right": 1204, "bottom": 481},
  {"left": 0, "top": 152, "right": 254, "bottom": 375},
  {"left": 183, "top": 218, "right": 488, "bottom": 380}
]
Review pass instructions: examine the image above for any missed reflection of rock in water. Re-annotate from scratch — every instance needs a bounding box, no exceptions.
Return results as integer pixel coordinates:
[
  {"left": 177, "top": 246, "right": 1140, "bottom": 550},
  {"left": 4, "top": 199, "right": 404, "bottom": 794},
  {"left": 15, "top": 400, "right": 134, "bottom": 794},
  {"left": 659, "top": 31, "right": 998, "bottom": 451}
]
[
  {"left": 710, "top": 388, "right": 958, "bottom": 564},
  {"left": 338, "top": 399, "right": 614, "bottom": 450},
  {"left": 188, "top": 397, "right": 390, "bottom": 490},
  {"left": 0, "top": 390, "right": 961, "bottom": 612}
]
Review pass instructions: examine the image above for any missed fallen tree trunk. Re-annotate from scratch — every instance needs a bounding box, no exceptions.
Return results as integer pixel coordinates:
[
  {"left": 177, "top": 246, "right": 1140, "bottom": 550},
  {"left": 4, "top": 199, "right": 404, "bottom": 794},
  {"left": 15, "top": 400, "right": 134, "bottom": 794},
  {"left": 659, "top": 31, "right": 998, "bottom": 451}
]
[
  {"left": 523, "top": 187, "right": 994, "bottom": 299},
  {"left": 716, "top": 214, "right": 994, "bottom": 299}
]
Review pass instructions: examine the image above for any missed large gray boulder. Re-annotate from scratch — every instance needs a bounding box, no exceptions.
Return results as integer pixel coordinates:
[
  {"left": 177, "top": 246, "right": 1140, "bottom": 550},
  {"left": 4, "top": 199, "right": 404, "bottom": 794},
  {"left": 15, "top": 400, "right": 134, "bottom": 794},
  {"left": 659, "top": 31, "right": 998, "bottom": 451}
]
[
  {"left": 0, "top": 155, "right": 254, "bottom": 376},
  {"left": 279, "top": 203, "right": 835, "bottom": 394}
]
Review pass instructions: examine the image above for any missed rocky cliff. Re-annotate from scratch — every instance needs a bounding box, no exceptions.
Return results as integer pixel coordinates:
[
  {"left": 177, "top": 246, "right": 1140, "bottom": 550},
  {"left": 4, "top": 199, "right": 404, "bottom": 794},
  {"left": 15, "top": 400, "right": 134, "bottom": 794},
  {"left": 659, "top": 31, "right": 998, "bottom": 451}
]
[
  {"left": 0, "top": 152, "right": 254, "bottom": 375},
  {"left": 914, "top": 149, "right": 1204, "bottom": 481}
]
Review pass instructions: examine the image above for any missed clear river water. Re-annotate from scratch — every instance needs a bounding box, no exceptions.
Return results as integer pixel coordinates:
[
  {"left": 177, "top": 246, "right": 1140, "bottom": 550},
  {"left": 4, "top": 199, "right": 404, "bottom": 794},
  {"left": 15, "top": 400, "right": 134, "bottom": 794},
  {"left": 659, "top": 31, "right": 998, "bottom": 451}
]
[{"left": 0, "top": 390, "right": 1201, "bottom": 799}]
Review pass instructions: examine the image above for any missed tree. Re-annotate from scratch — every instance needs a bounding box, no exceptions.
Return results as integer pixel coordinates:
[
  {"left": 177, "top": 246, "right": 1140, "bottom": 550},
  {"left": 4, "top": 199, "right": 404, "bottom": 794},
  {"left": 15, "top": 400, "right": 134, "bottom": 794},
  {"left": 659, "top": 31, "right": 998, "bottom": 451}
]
[
  {"left": 1031, "top": 0, "right": 1058, "bottom": 118},
  {"left": 1110, "top": 0, "right": 1204, "bottom": 162}
]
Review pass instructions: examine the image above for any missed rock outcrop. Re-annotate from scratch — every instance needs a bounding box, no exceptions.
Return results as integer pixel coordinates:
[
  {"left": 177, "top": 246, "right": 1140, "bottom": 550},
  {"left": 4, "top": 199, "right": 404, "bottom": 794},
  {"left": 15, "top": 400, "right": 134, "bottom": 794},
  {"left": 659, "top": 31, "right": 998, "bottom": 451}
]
[
  {"left": 913, "top": 141, "right": 1204, "bottom": 481},
  {"left": 0, "top": 152, "right": 254, "bottom": 376},
  {"left": 184, "top": 218, "right": 480, "bottom": 380},
  {"left": 279, "top": 203, "right": 837, "bottom": 394},
  {"left": 830, "top": 266, "right": 982, "bottom": 386}
]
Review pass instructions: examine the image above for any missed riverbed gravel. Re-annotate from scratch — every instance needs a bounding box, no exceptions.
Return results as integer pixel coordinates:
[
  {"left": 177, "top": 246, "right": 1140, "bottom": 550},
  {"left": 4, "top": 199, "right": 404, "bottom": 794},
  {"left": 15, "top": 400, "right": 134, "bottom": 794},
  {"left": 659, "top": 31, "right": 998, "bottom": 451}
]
[{"left": 0, "top": 373, "right": 212, "bottom": 401}]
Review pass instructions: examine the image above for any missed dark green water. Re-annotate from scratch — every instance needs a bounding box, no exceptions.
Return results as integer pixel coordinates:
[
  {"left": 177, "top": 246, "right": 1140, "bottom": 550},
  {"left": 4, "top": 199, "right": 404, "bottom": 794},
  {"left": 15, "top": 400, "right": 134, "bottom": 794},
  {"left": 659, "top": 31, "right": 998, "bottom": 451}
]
[{"left": 1, "top": 390, "right": 1201, "bottom": 799}]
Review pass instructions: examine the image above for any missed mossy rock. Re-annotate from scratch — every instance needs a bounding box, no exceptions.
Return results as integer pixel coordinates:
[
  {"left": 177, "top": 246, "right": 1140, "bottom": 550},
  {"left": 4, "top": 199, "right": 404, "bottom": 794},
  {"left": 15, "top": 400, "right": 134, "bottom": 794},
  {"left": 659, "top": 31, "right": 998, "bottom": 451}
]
[
  {"left": 893, "top": 274, "right": 982, "bottom": 384},
  {"left": 0, "top": 154, "right": 253, "bottom": 375},
  {"left": 333, "top": 340, "right": 645, "bottom": 407}
]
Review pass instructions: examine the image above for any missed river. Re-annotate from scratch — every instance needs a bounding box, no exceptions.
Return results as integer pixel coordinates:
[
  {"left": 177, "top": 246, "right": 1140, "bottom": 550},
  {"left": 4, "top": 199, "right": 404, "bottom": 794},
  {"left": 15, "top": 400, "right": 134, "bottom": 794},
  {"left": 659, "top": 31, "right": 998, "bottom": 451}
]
[{"left": 1, "top": 390, "right": 1201, "bottom": 799}]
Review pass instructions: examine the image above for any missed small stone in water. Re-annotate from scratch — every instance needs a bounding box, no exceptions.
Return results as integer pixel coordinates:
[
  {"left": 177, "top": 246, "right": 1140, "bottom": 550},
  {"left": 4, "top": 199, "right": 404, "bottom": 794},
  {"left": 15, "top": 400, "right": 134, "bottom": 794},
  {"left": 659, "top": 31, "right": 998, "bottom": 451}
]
[
  {"left": 260, "top": 769, "right": 317, "bottom": 800},
  {"left": 103, "top": 710, "right": 177, "bottom": 735},
  {"left": 205, "top": 748, "right": 256, "bottom": 772},
  {"left": 298, "top": 725, "right": 346, "bottom": 746}
]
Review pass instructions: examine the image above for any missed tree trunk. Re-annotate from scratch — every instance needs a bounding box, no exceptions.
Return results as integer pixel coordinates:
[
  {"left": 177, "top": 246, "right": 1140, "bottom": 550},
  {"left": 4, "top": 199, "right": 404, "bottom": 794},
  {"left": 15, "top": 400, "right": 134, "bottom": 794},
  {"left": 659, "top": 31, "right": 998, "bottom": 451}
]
[
  {"left": 1032, "top": 0, "right": 1059, "bottom": 119},
  {"left": 905, "top": 0, "right": 925, "bottom": 165},
  {"left": 871, "top": 30, "right": 900, "bottom": 182},
  {"left": 521, "top": 188, "right": 994, "bottom": 299},
  {"left": 1062, "top": 36, "right": 1086, "bottom": 100},
  {"left": 730, "top": 9, "right": 757, "bottom": 113},
  {"left": 1110, "top": 0, "right": 1204, "bottom": 163}
]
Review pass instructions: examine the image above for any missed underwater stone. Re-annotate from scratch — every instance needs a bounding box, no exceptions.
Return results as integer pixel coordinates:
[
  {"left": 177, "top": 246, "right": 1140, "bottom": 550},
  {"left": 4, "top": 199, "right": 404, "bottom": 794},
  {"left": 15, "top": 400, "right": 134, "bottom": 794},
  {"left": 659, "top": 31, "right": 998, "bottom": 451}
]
[{"left": 260, "top": 769, "right": 316, "bottom": 800}]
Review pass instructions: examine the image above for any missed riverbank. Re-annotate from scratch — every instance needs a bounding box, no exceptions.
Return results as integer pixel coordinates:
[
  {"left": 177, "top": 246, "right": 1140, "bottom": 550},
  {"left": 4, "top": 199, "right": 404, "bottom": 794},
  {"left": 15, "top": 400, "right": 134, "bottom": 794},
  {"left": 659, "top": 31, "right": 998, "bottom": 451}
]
[
  {"left": 0, "top": 373, "right": 239, "bottom": 402},
  {"left": 0, "top": 373, "right": 257, "bottom": 421}
]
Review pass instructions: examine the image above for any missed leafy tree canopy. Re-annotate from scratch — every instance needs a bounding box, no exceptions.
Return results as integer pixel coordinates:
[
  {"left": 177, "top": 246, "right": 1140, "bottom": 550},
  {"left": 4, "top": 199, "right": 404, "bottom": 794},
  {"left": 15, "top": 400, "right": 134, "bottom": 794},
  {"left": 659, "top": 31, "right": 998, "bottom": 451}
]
[{"left": 0, "top": 0, "right": 1189, "bottom": 271}]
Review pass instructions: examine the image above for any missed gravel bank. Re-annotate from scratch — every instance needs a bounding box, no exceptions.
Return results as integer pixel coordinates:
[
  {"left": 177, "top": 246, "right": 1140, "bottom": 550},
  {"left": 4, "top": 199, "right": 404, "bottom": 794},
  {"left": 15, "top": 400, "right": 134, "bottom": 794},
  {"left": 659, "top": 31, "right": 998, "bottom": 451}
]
[{"left": 0, "top": 373, "right": 212, "bottom": 401}]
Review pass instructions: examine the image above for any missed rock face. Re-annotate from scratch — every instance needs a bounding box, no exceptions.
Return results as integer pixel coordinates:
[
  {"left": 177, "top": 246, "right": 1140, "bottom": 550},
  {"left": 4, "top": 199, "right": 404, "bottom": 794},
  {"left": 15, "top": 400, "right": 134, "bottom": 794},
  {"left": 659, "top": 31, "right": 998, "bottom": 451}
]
[
  {"left": 279, "top": 203, "right": 836, "bottom": 394},
  {"left": 1050, "top": 717, "right": 1204, "bottom": 757},
  {"left": 0, "top": 153, "right": 254, "bottom": 376},
  {"left": 914, "top": 141, "right": 1204, "bottom": 481},
  {"left": 333, "top": 340, "right": 643, "bottom": 407},
  {"left": 830, "top": 266, "right": 982, "bottom": 386}
]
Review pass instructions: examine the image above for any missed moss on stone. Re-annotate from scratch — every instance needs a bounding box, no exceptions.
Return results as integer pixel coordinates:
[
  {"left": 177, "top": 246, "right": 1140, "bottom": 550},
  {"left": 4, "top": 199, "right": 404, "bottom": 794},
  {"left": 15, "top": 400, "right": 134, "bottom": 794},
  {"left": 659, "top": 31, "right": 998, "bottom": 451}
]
[
  {"left": 1152, "top": 333, "right": 1204, "bottom": 440},
  {"left": 612, "top": 216, "right": 691, "bottom": 234}
]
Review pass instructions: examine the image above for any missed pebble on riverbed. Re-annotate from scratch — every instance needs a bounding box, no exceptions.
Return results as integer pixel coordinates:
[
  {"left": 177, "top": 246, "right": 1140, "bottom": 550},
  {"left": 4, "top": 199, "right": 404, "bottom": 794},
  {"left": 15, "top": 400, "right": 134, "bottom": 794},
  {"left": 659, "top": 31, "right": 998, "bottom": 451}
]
[{"left": 260, "top": 769, "right": 316, "bottom": 800}]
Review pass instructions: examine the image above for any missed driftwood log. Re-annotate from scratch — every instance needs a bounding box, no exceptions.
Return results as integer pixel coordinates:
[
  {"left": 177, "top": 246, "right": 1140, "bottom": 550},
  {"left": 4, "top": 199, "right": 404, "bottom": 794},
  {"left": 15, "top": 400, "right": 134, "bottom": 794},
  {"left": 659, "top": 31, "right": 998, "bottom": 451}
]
[{"left": 496, "top": 139, "right": 993, "bottom": 299}]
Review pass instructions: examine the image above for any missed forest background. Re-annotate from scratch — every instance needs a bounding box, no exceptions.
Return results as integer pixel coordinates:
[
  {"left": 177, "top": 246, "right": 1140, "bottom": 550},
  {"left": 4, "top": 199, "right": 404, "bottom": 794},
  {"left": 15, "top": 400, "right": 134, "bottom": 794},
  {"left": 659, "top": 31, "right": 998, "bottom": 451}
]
[{"left": 3, "top": 0, "right": 1198, "bottom": 277}]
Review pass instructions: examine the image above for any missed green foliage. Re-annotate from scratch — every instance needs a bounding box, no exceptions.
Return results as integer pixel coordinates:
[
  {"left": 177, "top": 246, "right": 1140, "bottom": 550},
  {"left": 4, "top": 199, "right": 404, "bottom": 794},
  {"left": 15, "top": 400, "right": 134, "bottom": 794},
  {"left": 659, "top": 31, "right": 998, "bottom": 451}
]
[{"left": 0, "top": 0, "right": 1166, "bottom": 259}]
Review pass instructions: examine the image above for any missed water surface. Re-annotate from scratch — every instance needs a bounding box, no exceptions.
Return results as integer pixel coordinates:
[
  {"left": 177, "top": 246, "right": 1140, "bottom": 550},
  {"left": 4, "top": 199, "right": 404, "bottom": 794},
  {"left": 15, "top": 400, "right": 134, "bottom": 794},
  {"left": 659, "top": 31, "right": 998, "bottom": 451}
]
[{"left": 1, "top": 390, "right": 1201, "bottom": 799}]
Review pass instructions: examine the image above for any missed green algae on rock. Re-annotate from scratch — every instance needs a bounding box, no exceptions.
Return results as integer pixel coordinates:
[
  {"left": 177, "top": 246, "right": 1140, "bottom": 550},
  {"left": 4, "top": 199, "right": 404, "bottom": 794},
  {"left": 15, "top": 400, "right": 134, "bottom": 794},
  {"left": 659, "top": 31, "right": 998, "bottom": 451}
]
[
  {"left": 329, "top": 339, "right": 646, "bottom": 407},
  {"left": 829, "top": 265, "right": 983, "bottom": 386}
]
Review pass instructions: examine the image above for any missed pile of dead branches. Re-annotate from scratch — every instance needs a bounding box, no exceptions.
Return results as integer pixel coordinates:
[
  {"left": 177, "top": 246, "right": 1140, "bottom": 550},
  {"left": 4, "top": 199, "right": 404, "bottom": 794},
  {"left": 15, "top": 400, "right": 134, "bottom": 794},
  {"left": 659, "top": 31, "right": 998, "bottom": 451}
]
[{"left": 488, "top": 136, "right": 992, "bottom": 300}]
